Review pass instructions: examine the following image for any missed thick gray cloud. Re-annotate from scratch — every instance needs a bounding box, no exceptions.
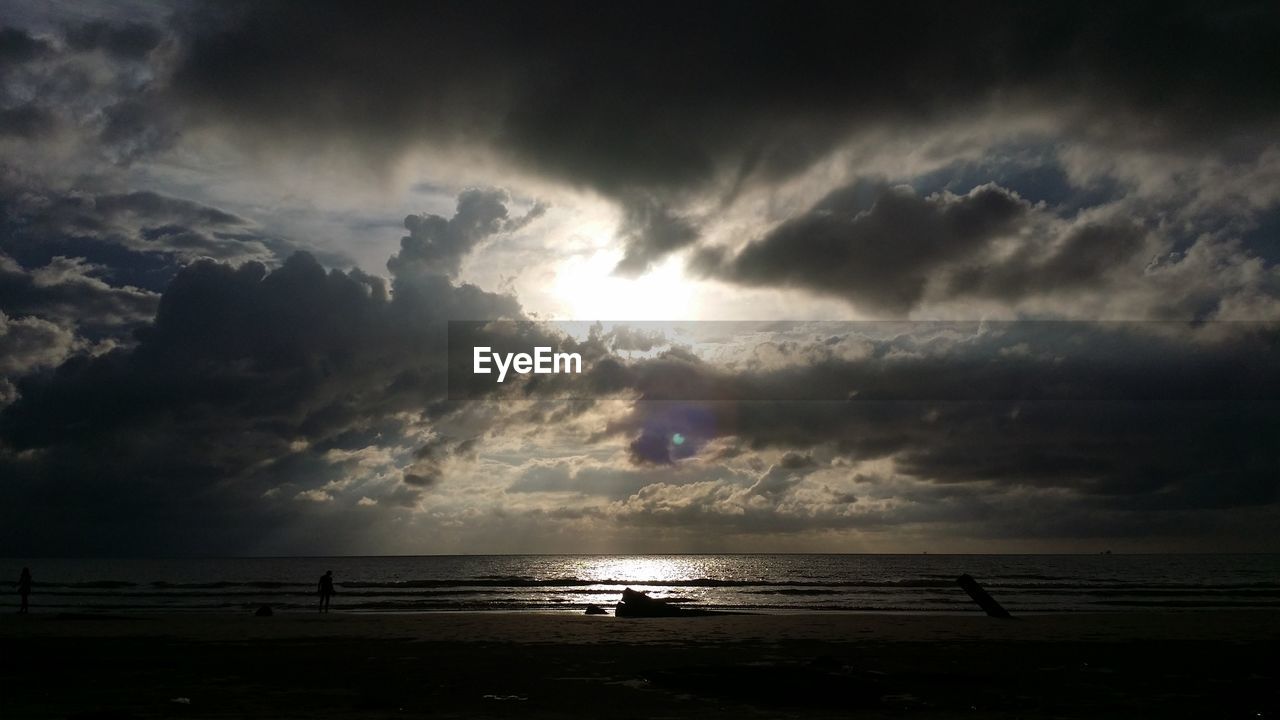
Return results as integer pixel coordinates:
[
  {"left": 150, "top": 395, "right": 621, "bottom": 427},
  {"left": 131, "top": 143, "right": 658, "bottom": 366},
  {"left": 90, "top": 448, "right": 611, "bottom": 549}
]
[
  {"left": 3, "top": 247, "right": 1278, "bottom": 552},
  {"left": 612, "top": 197, "right": 699, "bottom": 277},
  {"left": 0, "top": 309, "right": 78, "bottom": 404},
  {"left": 0, "top": 178, "right": 289, "bottom": 378},
  {"left": 164, "top": 1, "right": 1280, "bottom": 269},
  {"left": 695, "top": 184, "right": 1031, "bottom": 313},
  {"left": 0, "top": 178, "right": 294, "bottom": 291},
  {"left": 593, "top": 323, "right": 1280, "bottom": 510},
  {"left": 0, "top": 191, "right": 539, "bottom": 554},
  {"left": 0, "top": 251, "right": 157, "bottom": 332},
  {"left": 0, "top": 26, "right": 59, "bottom": 139},
  {"left": 388, "top": 188, "right": 544, "bottom": 279},
  {"left": 947, "top": 222, "right": 1148, "bottom": 302},
  {"left": 0, "top": 26, "right": 51, "bottom": 65},
  {"left": 1, "top": 2, "right": 1278, "bottom": 554},
  {"left": 435, "top": 318, "right": 1280, "bottom": 544},
  {"left": 0, "top": 105, "right": 53, "bottom": 139},
  {"left": 0, "top": 311, "right": 74, "bottom": 376},
  {"left": 63, "top": 20, "right": 163, "bottom": 61},
  {"left": 692, "top": 182, "right": 1162, "bottom": 314}
]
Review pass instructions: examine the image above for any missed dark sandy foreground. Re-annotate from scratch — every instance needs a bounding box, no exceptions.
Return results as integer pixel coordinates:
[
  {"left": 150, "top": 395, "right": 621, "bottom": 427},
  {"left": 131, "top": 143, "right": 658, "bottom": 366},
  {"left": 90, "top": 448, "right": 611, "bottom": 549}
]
[{"left": 2, "top": 611, "right": 1278, "bottom": 719}]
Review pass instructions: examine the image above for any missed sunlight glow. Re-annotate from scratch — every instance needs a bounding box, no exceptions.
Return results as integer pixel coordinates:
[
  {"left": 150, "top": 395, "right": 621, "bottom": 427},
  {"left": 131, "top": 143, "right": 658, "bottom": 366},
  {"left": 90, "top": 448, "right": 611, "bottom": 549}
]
[{"left": 551, "top": 251, "right": 697, "bottom": 320}]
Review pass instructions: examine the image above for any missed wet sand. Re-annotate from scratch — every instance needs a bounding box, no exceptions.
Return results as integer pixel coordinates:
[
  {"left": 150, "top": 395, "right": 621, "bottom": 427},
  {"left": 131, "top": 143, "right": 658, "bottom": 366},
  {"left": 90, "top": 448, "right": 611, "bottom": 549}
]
[{"left": 2, "top": 610, "right": 1278, "bottom": 718}]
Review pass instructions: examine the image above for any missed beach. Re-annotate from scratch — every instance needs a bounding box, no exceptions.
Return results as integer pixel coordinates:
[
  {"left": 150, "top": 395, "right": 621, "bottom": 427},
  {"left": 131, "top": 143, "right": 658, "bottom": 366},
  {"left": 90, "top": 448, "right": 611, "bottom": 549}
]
[{"left": 3, "top": 610, "right": 1278, "bottom": 719}]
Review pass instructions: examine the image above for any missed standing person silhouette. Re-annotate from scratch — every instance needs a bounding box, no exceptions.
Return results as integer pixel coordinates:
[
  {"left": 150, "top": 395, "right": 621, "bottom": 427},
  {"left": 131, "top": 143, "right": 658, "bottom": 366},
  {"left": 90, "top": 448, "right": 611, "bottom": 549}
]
[
  {"left": 317, "top": 570, "right": 336, "bottom": 613},
  {"left": 17, "top": 567, "right": 32, "bottom": 614}
]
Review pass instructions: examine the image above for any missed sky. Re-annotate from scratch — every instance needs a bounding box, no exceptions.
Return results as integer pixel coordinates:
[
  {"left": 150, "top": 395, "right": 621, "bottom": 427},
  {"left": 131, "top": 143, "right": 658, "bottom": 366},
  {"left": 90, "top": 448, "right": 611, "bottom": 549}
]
[{"left": 1, "top": 0, "right": 1278, "bottom": 556}]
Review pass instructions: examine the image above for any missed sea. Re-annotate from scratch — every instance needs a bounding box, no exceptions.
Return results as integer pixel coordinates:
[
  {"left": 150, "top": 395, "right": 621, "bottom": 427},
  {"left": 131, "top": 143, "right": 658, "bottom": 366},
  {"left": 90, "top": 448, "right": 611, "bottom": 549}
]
[{"left": 3, "top": 554, "right": 1278, "bottom": 614}]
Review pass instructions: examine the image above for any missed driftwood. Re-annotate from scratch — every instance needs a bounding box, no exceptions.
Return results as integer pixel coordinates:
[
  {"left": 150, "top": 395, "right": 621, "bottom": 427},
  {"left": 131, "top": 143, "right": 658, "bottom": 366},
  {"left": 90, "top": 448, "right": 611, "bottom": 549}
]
[{"left": 956, "top": 574, "right": 1013, "bottom": 618}]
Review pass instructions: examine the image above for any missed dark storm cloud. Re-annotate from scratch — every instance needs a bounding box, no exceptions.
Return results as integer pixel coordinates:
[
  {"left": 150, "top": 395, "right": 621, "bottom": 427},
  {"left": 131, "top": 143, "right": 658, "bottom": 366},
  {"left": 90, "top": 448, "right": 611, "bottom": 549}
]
[
  {"left": 947, "top": 222, "right": 1148, "bottom": 302},
  {"left": 63, "top": 21, "right": 164, "bottom": 60},
  {"left": 597, "top": 323, "right": 1280, "bottom": 515},
  {"left": 388, "top": 188, "right": 544, "bottom": 279},
  {"left": 0, "top": 251, "right": 157, "bottom": 332},
  {"left": 2, "top": 1, "right": 1277, "bottom": 553},
  {"left": 0, "top": 105, "right": 54, "bottom": 139},
  {"left": 613, "top": 197, "right": 699, "bottom": 277},
  {"left": 0, "top": 176, "right": 293, "bottom": 403},
  {"left": 0, "top": 191, "right": 543, "bottom": 554},
  {"left": 693, "top": 181, "right": 1157, "bottom": 314},
  {"left": 0, "top": 177, "right": 289, "bottom": 287},
  {"left": 0, "top": 250, "right": 420, "bottom": 553},
  {"left": 694, "top": 184, "right": 1031, "bottom": 313},
  {"left": 0, "top": 311, "right": 73, "bottom": 375},
  {"left": 166, "top": 1, "right": 1280, "bottom": 269},
  {"left": 467, "top": 319, "right": 1277, "bottom": 537},
  {"left": 3, "top": 256, "right": 1276, "bottom": 551},
  {"left": 97, "top": 95, "right": 179, "bottom": 160},
  {"left": 0, "top": 17, "right": 180, "bottom": 165},
  {"left": 0, "top": 310, "right": 77, "bottom": 405},
  {"left": 0, "top": 178, "right": 261, "bottom": 401},
  {"left": 3, "top": 253, "right": 392, "bottom": 449},
  {"left": 402, "top": 434, "right": 479, "bottom": 489},
  {"left": 0, "top": 26, "right": 51, "bottom": 64}
]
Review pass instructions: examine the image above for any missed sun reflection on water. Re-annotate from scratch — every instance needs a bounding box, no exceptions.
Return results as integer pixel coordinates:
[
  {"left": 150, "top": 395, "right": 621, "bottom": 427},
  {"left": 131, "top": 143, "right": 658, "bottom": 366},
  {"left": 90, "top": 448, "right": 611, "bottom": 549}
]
[{"left": 565, "top": 555, "right": 745, "bottom": 585}]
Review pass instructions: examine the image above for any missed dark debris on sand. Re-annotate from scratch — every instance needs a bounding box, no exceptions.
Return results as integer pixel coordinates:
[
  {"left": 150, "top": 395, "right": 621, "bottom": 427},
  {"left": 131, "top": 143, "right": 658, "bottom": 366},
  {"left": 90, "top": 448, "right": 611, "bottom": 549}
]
[{"left": 614, "top": 587, "right": 741, "bottom": 618}]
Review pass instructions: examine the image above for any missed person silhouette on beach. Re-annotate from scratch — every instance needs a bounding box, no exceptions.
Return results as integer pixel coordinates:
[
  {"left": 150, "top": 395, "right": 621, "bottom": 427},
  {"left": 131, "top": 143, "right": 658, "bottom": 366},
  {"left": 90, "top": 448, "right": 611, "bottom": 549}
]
[
  {"left": 17, "top": 567, "right": 32, "bottom": 614},
  {"left": 318, "top": 570, "right": 336, "bottom": 613}
]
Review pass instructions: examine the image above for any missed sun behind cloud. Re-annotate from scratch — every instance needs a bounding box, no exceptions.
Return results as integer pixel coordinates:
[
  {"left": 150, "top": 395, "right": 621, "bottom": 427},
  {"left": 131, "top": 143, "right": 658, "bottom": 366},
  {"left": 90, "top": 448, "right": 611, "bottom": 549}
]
[{"left": 552, "top": 251, "right": 697, "bottom": 321}]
